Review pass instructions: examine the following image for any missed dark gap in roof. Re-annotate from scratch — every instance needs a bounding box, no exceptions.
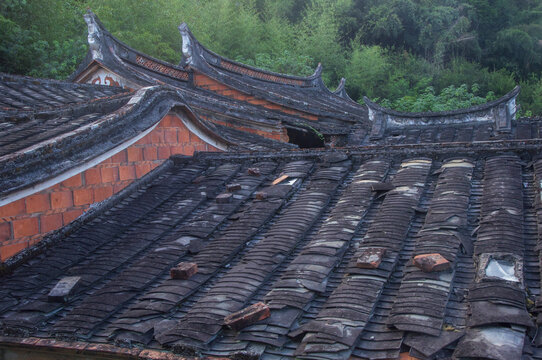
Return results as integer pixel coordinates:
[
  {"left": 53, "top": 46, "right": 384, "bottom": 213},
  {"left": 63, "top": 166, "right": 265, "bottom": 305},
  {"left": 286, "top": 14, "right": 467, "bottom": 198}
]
[{"left": 286, "top": 127, "right": 324, "bottom": 149}]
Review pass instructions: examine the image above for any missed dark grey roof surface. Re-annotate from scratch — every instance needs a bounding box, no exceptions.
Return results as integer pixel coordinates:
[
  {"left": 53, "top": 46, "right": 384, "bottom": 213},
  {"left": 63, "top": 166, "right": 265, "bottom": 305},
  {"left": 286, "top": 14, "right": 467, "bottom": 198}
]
[
  {"left": 0, "top": 78, "right": 294, "bottom": 200},
  {"left": 1, "top": 143, "right": 541, "bottom": 359},
  {"left": 0, "top": 73, "right": 127, "bottom": 114}
]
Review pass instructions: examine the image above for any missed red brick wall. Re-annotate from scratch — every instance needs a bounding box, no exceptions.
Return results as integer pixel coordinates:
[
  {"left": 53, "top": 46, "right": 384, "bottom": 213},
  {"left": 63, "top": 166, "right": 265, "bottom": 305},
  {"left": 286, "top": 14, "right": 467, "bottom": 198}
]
[
  {"left": 194, "top": 73, "right": 318, "bottom": 122},
  {"left": 0, "top": 113, "right": 219, "bottom": 261}
]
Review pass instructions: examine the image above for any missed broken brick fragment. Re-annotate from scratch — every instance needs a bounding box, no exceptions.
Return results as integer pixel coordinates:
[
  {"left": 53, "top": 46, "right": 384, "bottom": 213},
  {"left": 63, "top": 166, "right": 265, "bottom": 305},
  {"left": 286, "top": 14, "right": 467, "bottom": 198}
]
[
  {"left": 216, "top": 193, "right": 232, "bottom": 203},
  {"left": 356, "top": 248, "right": 386, "bottom": 269},
  {"left": 170, "top": 262, "right": 198, "bottom": 280},
  {"left": 272, "top": 174, "right": 289, "bottom": 185},
  {"left": 413, "top": 253, "right": 451, "bottom": 272},
  {"left": 224, "top": 302, "right": 270, "bottom": 331},
  {"left": 255, "top": 191, "right": 268, "bottom": 200},
  {"left": 227, "top": 183, "right": 242, "bottom": 192},
  {"left": 48, "top": 276, "right": 81, "bottom": 302},
  {"left": 248, "top": 168, "right": 261, "bottom": 176}
]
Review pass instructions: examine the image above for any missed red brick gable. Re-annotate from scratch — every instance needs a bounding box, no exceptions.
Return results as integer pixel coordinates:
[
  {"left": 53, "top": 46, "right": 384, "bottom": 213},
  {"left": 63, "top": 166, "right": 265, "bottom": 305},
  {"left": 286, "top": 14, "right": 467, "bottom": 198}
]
[{"left": 0, "top": 113, "right": 219, "bottom": 261}]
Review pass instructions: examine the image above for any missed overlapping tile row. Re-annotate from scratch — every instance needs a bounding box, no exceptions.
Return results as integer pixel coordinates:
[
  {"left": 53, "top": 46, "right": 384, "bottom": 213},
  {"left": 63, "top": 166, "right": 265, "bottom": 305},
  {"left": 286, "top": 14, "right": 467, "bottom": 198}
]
[
  {"left": 199, "top": 173, "right": 350, "bottom": 359},
  {"left": 532, "top": 159, "right": 542, "bottom": 335},
  {"left": 366, "top": 119, "right": 542, "bottom": 146},
  {"left": 295, "top": 158, "right": 432, "bottom": 359},
  {"left": 232, "top": 159, "right": 390, "bottom": 349},
  {"left": 1, "top": 163, "right": 230, "bottom": 333},
  {"left": 162, "top": 160, "right": 351, "bottom": 351},
  {"left": 521, "top": 166, "right": 541, "bottom": 298},
  {"left": 388, "top": 159, "right": 474, "bottom": 336},
  {"left": 0, "top": 163, "right": 205, "bottom": 322},
  {"left": 109, "top": 160, "right": 313, "bottom": 345},
  {"left": 352, "top": 173, "right": 435, "bottom": 360},
  {"left": 0, "top": 73, "right": 126, "bottom": 111},
  {"left": 454, "top": 155, "right": 532, "bottom": 360},
  {"left": 402, "top": 170, "right": 482, "bottom": 359},
  {"left": 49, "top": 162, "right": 276, "bottom": 339}
]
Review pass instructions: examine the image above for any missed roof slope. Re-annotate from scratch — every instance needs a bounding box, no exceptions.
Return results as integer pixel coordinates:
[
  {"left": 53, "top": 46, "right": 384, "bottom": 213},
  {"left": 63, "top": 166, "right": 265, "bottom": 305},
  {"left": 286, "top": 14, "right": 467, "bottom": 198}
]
[
  {"left": 0, "top": 76, "right": 294, "bottom": 204},
  {"left": 72, "top": 11, "right": 367, "bottom": 138},
  {"left": 178, "top": 23, "right": 367, "bottom": 128},
  {"left": 1, "top": 143, "right": 541, "bottom": 359}
]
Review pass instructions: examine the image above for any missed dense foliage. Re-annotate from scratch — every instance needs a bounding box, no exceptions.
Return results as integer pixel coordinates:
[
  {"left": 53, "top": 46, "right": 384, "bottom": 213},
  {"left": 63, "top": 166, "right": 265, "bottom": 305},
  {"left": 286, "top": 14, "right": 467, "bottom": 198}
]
[{"left": 1, "top": 0, "right": 541, "bottom": 114}]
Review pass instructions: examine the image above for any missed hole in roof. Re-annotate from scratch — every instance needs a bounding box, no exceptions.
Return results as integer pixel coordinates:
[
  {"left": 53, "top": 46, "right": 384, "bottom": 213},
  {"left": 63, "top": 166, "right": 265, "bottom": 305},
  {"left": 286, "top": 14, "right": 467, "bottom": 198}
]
[
  {"left": 485, "top": 258, "right": 519, "bottom": 282},
  {"left": 286, "top": 127, "right": 324, "bottom": 149}
]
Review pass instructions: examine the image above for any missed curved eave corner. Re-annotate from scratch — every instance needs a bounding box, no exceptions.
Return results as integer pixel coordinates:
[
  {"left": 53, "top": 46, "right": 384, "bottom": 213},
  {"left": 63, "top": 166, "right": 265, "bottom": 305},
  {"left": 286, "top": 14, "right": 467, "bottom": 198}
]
[
  {"left": 72, "top": 11, "right": 189, "bottom": 89},
  {"left": 0, "top": 86, "right": 180, "bottom": 207},
  {"left": 333, "top": 78, "right": 356, "bottom": 103},
  {"left": 178, "top": 22, "right": 323, "bottom": 88},
  {"left": 365, "top": 86, "right": 520, "bottom": 139}
]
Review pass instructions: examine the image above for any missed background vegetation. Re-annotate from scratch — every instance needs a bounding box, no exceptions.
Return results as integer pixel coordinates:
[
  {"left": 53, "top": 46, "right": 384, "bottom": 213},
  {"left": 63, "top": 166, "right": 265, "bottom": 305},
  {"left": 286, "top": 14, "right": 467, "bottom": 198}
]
[{"left": 2, "top": 0, "right": 542, "bottom": 114}]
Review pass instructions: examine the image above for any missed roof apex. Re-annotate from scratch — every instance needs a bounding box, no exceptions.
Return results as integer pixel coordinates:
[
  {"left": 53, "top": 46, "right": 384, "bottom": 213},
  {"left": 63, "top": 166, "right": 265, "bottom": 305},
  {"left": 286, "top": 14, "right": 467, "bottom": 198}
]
[{"left": 83, "top": 9, "right": 106, "bottom": 61}]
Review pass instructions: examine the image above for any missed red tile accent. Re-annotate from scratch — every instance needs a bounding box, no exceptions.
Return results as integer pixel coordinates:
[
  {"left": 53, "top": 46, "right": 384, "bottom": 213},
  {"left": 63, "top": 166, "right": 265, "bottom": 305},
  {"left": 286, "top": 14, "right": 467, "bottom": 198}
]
[
  {"left": 40, "top": 213, "right": 63, "bottom": 233},
  {"left": 73, "top": 188, "right": 94, "bottom": 206},
  {"left": 51, "top": 191, "right": 73, "bottom": 209},
  {"left": 413, "top": 253, "right": 451, "bottom": 272},
  {"left": 0, "top": 199, "right": 25, "bottom": 218},
  {"left": 356, "top": 248, "right": 386, "bottom": 269},
  {"left": 170, "top": 262, "right": 198, "bottom": 280},
  {"left": 84, "top": 168, "right": 102, "bottom": 185},
  {"left": 224, "top": 302, "right": 270, "bottom": 331},
  {"left": 25, "top": 193, "right": 50, "bottom": 213},
  {"left": 13, "top": 217, "right": 39, "bottom": 238},
  {"left": 119, "top": 165, "right": 136, "bottom": 180}
]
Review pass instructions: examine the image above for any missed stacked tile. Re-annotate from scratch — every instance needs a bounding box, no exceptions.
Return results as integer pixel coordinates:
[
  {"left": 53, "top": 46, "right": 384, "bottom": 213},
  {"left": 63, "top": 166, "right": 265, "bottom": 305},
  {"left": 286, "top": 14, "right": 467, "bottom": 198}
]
[
  {"left": 48, "top": 162, "right": 248, "bottom": 338},
  {"left": 454, "top": 155, "right": 532, "bottom": 360},
  {"left": 0, "top": 163, "right": 206, "bottom": 329},
  {"left": 295, "top": 158, "right": 432, "bottom": 359},
  {"left": 166, "top": 161, "right": 351, "bottom": 351},
  {"left": 388, "top": 159, "right": 474, "bottom": 337},
  {"left": 234, "top": 160, "right": 390, "bottom": 348},
  {"left": 108, "top": 161, "right": 313, "bottom": 344}
]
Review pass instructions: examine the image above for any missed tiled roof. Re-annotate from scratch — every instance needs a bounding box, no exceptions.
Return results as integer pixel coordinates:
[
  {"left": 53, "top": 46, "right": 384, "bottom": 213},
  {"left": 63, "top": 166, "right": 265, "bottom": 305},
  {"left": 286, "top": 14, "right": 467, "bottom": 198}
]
[
  {"left": 0, "top": 73, "right": 127, "bottom": 113},
  {"left": 1, "top": 143, "right": 541, "bottom": 359},
  {"left": 0, "top": 79, "right": 294, "bottom": 203},
  {"left": 72, "top": 11, "right": 368, "bottom": 138}
]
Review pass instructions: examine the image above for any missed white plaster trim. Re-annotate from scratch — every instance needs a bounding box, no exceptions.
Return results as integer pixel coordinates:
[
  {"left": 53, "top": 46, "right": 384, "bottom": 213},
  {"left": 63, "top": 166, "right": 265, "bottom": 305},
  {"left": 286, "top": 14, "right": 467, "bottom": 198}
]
[
  {"left": 0, "top": 123, "right": 159, "bottom": 208},
  {"left": 176, "top": 111, "right": 228, "bottom": 151}
]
